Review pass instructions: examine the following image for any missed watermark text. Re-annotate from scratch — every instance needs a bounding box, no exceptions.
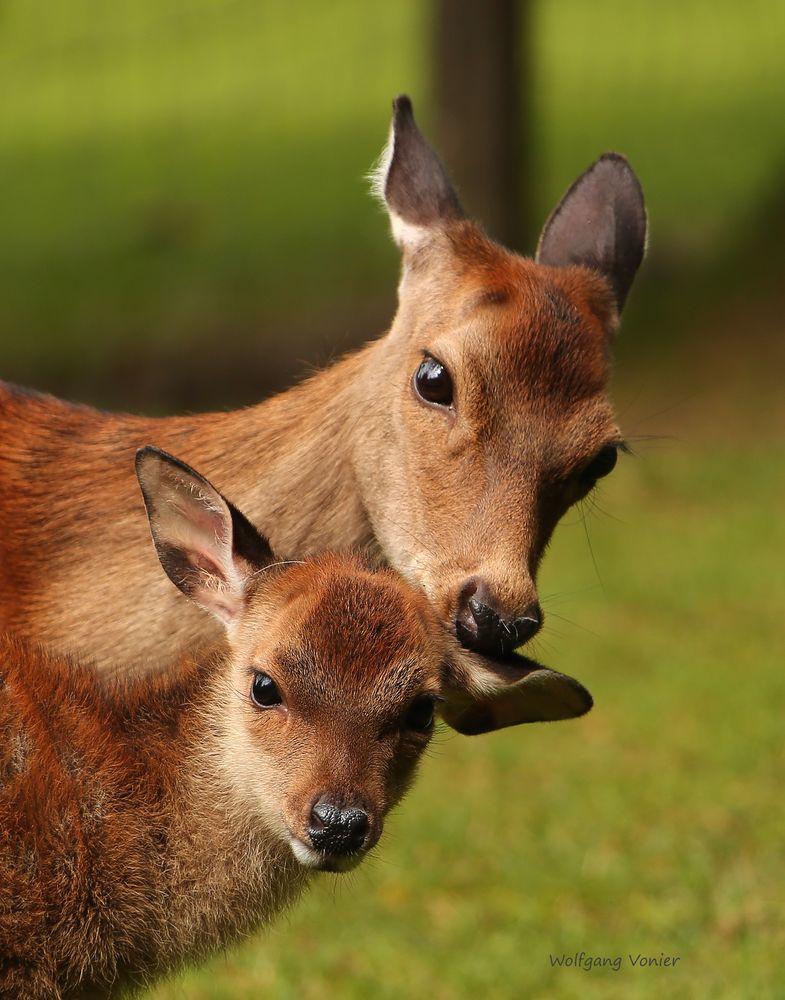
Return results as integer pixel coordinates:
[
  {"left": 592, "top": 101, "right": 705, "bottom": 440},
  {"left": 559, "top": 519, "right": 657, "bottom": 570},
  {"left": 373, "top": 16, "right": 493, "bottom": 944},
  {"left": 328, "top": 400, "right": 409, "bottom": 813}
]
[{"left": 549, "top": 952, "right": 681, "bottom": 972}]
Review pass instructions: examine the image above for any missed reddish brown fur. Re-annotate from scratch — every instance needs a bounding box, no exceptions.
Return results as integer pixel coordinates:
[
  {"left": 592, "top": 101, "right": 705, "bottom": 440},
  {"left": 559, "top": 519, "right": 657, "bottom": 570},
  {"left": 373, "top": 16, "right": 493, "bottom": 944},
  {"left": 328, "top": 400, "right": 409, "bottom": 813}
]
[
  {"left": 0, "top": 229, "right": 620, "bottom": 673},
  {"left": 0, "top": 554, "right": 449, "bottom": 1000},
  {"left": 0, "top": 105, "right": 640, "bottom": 675}
]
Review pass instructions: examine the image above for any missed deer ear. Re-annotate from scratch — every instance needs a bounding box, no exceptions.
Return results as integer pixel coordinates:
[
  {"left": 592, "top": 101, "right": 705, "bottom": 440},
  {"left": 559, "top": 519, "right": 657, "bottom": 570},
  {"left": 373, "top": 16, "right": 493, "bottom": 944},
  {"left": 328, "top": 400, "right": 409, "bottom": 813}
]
[
  {"left": 440, "top": 651, "right": 593, "bottom": 735},
  {"left": 536, "top": 153, "right": 647, "bottom": 312},
  {"left": 371, "top": 94, "right": 464, "bottom": 253},
  {"left": 135, "top": 447, "right": 274, "bottom": 625}
]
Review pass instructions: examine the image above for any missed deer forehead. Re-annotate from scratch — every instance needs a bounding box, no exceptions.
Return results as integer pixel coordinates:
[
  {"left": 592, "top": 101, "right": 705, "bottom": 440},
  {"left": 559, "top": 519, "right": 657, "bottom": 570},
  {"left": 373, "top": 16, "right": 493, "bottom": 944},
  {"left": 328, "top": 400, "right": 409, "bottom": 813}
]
[
  {"left": 239, "top": 559, "right": 444, "bottom": 704},
  {"left": 399, "top": 242, "right": 614, "bottom": 398},
  {"left": 395, "top": 271, "right": 618, "bottom": 464},
  {"left": 454, "top": 315, "right": 610, "bottom": 414}
]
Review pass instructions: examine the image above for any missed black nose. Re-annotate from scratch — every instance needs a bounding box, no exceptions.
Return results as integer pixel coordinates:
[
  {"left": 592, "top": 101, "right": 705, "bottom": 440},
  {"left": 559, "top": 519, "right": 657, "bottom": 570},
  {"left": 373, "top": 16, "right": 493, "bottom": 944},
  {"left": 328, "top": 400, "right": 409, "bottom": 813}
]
[
  {"left": 456, "top": 587, "right": 543, "bottom": 655},
  {"left": 307, "top": 798, "right": 370, "bottom": 856}
]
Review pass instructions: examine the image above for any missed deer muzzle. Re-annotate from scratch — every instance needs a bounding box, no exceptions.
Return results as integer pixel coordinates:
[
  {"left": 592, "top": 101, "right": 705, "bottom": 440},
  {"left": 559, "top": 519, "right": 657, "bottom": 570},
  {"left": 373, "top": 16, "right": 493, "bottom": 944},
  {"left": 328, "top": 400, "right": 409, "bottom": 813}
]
[{"left": 455, "top": 578, "right": 543, "bottom": 655}]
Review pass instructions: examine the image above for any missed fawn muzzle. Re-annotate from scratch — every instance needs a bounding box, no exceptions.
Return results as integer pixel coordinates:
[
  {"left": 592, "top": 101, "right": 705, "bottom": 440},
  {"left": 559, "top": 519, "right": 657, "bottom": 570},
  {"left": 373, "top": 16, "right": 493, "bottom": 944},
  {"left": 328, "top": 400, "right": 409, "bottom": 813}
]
[
  {"left": 307, "top": 797, "right": 371, "bottom": 856},
  {"left": 287, "top": 792, "right": 377, "bottom": 872}
]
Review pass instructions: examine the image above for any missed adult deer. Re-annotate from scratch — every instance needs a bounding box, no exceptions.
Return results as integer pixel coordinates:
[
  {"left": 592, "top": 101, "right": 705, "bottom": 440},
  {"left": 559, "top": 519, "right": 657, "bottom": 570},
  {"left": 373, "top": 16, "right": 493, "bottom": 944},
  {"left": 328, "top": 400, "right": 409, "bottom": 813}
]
[
  {"left": 0, "top": 449, "right": 590, "bottom": 999},
  {"left": 0, "top": 96, "right": 646, "bottom": 675}
]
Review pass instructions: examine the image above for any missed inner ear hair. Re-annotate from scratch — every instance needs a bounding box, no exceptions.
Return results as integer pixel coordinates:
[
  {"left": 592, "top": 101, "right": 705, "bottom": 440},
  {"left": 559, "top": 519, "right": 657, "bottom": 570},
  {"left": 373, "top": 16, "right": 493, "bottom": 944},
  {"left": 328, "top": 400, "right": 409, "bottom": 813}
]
[{"left": 371, "top": 95, "right": 464, "bottom": 250}]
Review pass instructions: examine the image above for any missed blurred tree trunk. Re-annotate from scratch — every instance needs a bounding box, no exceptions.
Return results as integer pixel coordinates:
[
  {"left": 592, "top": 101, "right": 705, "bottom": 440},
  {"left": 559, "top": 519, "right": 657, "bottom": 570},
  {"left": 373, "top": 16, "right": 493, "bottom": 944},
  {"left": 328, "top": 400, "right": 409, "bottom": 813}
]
[{"left": 432, "top": 0, "right": 529, "bottom": 250}]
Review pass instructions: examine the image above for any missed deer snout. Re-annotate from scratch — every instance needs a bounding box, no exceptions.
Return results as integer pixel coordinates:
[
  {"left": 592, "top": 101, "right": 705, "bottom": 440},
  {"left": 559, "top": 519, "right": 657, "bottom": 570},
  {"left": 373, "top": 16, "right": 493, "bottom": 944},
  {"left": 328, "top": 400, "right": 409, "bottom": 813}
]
[
  {"left": 307, "top": 797, "right": 370, "bottom": 856},
  {"left": 455, "top": 578, "right": 543, "bottom": 655},
  {"left": 287, "top": 792, "right": 377, "bottom": 872}
]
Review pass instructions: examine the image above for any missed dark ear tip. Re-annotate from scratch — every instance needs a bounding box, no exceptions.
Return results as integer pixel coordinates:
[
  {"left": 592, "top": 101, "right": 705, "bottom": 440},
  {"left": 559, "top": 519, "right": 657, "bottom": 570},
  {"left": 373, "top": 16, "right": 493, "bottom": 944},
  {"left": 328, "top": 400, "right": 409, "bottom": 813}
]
[
  {"left": 392, "top": 94, "right": 414, "bottom": 126},
  {"left": 597, "top": 150, "right": 632, "bottom": 166},
  {"left": 134, "top": 446, "right": 201, "bottom": 492},
  {"left": 135, "top": 445, "right": 159, "bottom": 475},
  {"left": 135, "top": 445, "right": 175, "bottom": 474},
  {"left": 561, "top": 670, "right": 594, "bottom": 717},
  {"left": 593, "top": 152, "right": 644, "bottom": 195}
]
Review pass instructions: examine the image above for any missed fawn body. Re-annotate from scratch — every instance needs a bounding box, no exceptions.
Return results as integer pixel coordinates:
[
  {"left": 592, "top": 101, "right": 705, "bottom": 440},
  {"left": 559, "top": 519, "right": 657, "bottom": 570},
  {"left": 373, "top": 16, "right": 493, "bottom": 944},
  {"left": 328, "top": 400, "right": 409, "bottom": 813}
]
[
  {"left": 0, "top": 633, "right": 307, "bottom": 999},
  {"left": 0, "top": 449, "right": 591, "bottom": 999},
  {"left": 0, "top": 97, "right": 646, "bottom": 677}
]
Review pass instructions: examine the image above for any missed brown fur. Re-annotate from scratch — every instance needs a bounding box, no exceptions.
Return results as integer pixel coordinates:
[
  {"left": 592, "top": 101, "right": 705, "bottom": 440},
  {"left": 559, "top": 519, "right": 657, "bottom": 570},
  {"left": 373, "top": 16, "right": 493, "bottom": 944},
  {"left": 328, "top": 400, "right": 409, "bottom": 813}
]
[
  {"left": 0, "top": 103, "right": 641, "bottom": 675},
  {"left": 0, "top": 555, "right": 449, "bottom": 1000},
  {"left": 0, "top": 243, "right": 620, "bottom": 674}
]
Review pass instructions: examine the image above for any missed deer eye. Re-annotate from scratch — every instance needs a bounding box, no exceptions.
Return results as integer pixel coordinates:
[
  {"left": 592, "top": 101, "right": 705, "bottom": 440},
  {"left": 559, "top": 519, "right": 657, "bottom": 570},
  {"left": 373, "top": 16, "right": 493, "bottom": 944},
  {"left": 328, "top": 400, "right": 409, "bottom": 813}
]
[
  {"left": 251, "top": 671, "right": 283, "bottom": 708},
  {"left": 414, "top": 356, "right": 453, "bottom": 407},
  {"left": 581, "top": 444, "right": 618, "bottom": 484},
  {"left": 403, "top": 696, "right": 436, "bottom": 733}
]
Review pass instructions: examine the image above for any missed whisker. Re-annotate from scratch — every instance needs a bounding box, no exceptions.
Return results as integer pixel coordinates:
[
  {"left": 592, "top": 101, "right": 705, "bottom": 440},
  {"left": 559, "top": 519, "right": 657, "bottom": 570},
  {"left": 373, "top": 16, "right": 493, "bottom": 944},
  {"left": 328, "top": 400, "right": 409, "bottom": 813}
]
[
  {"left": 545, "top": 611, "right": 601, "bottom": 639},
  {"left": 539, "top": 584, "right": 604, "bottom": 604},
  {"left": 371, "top": 509, "right": 448, "bottom": 563},
  {"left": 250, "top": 559, "right": 306, "bottom": 581},
  {"left": 578, "top": 500, "right": 604, "bottom": 590}
]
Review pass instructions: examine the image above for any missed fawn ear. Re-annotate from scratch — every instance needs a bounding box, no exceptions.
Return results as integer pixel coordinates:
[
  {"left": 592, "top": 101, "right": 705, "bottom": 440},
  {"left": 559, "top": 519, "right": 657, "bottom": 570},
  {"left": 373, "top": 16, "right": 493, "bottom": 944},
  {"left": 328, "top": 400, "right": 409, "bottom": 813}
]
[
  {"left": 135, "top": 447, "right": 274, "bottom": 625},
  {"left": 440, "top": 651, "right": 593, "bottom": 735},
  {"left": 536, "top": 153, "right": 647, "bottom": 311},
  {"left": 371, "top": 94, "right": 464, "bottom": 253}
]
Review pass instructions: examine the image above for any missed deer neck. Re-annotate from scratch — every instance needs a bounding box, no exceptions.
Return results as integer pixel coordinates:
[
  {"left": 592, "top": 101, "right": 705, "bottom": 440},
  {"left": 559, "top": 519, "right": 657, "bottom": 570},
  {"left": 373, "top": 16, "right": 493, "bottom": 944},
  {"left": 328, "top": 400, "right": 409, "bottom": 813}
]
[
  {"left": 215, "top": 340, "right": 380, "bottom": 558},
  {"left": 119, "top": 664, "right": 309, "bottom": 972},
  {"left": 164, "top": 774, "right": 308, "bottom": 962}
]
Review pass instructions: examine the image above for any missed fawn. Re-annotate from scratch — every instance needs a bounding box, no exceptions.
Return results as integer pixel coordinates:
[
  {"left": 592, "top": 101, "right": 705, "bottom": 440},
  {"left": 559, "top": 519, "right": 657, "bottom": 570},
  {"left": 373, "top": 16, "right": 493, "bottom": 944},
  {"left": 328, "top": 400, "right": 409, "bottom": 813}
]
[
  {"left": 0, "top": 447, "right": 591, "bottom": 999},
  {"left": 0, "top": 96, "right": 646, "bottom": 679}
]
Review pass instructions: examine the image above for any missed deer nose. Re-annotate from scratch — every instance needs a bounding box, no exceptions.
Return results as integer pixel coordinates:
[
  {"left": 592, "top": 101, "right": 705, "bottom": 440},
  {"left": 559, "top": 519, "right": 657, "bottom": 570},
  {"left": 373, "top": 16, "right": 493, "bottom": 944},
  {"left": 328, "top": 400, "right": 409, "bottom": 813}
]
[
  {"left": 307, "top": 797, "right": 370, "bottom": 856},
  {"left": 455, "top": 581, "right": 543, "bottom": 655}
]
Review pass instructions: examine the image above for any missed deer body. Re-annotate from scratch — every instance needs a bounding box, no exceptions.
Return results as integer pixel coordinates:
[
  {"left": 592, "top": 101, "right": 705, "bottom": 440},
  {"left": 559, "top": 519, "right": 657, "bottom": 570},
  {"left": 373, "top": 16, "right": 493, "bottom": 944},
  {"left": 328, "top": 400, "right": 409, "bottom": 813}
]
[
  {"left": 0, "top": 635, "right": 305, "bottom": 1000},
  {"left": 0, "top": 97, "right": 647, "bottom": 677},
  {"left": 0, "top": 351, "right": 372, "bottom": 671},
  {"left": 0, "top": 447, "right": 592, "bottom": 999}
]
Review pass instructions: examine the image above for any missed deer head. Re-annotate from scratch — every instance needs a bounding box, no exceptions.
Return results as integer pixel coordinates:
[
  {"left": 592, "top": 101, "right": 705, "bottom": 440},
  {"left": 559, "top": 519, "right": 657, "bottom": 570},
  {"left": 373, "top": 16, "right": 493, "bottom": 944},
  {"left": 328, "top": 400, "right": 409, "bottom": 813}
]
[{"left": 355, "top": 96, "right": 646, "bottom": 670}]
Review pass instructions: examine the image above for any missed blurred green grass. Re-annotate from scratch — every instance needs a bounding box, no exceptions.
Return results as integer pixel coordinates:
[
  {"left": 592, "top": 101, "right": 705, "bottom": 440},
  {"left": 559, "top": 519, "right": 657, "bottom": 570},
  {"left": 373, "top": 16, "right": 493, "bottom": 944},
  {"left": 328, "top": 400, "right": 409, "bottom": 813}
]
[
  {"left": 142, "top": 438, "right": 785, "bottom": 999},
  {"left": 2, "top": 0, "right": 784, "bottom": 388},
  {"left": 1, "top": 0, "right": 419, "bottom": 377}
]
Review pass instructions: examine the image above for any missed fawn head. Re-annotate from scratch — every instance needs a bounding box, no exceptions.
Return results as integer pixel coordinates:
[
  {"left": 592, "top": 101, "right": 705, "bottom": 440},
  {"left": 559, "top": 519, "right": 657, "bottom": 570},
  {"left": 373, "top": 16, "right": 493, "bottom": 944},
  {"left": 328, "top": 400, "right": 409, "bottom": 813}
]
[
  {"left": 357, "top": 96, "right": 646, "bottom": 666},
  {"left": 137, "top": 447, "right": 593, "bottom": 873}
]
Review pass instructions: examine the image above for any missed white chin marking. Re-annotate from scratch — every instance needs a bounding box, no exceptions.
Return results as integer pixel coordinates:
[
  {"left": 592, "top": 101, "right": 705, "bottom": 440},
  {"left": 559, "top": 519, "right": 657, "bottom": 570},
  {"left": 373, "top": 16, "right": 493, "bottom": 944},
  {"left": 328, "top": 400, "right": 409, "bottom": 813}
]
[
  {"left": 289, "top": 838, "right": 324, "bottom": 869},
  {"left": 288, "top": 837, "right": 364, "bottom": 873}
]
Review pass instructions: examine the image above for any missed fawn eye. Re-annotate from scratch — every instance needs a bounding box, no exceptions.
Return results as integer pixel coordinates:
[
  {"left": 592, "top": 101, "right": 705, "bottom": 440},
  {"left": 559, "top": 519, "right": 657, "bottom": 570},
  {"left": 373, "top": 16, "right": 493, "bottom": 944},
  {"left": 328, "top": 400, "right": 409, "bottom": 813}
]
[
  {"left": 581, "top": 445, "right": 618, "bottom": 484},
  {"left": 404, "top": 696, "right": 436, "bottom": 733},
  {"left": 251, "top": 671, "right": 283, "bottom": 708},
  {"left": 414, "top": 356, "right": 453, "bottom": 407}
]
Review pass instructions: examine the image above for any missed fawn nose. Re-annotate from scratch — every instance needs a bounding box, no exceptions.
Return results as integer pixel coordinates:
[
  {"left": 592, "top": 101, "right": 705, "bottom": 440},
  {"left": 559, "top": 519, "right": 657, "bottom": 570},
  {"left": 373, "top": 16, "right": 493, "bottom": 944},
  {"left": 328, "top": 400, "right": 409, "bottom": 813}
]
[
  {"left": 455, "top": 580, "right": 543, "bottom": 655},
  {"left": 307, "top": 797, "right": 370, "bottom": 856}
]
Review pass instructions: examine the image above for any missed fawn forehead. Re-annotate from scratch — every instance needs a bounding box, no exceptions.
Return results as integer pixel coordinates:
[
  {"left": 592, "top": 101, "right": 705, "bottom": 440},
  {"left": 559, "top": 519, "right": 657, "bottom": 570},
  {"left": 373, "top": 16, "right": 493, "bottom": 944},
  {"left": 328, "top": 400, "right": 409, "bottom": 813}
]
[{"left": 250, "top": 557, "right": 442, "bottom": 707}]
